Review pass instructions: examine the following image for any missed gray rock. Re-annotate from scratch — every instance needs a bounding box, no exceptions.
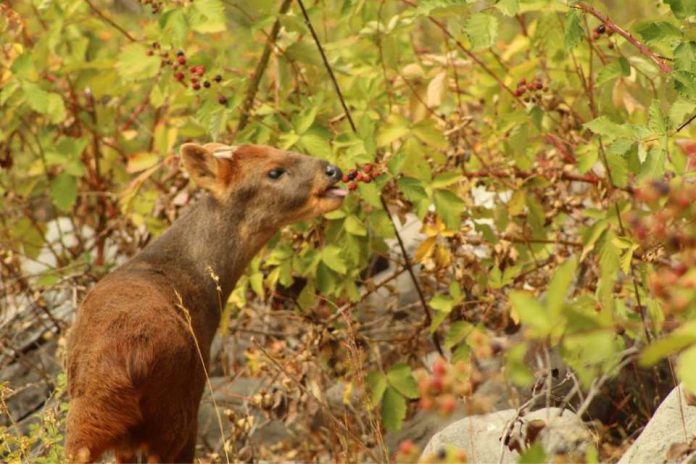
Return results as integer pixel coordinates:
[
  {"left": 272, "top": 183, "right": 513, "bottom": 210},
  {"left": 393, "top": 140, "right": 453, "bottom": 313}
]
[
  {"left": 421, "top": 407, "right": 591, "bottom": 463},
  {"left": 618, "top": 385, "right": 696, "bottom": 464}
]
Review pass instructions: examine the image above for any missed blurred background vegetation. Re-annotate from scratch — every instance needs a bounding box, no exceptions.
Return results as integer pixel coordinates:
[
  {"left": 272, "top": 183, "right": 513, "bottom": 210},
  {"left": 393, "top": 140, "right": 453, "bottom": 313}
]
[{"left": 1, "top": 0, "right": 696, "bottom": 462}]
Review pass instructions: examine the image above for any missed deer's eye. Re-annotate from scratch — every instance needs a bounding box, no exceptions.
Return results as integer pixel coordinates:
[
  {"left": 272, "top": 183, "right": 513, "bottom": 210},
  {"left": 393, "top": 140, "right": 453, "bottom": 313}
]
[{"left": 267, "top": 168, "right": 285, "bottom": 180}]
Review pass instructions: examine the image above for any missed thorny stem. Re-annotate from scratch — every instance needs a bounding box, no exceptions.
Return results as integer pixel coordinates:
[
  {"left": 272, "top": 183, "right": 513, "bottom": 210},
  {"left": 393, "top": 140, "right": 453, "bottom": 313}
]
[
  {"left": 236, "top": 0, "right": 293, "bottom": 133},
  {"left": 575, "top": 3, "right": 672, "bottom": 74},
  {"left": 296, "top": 0, "right": 443, "bottom": 354}
]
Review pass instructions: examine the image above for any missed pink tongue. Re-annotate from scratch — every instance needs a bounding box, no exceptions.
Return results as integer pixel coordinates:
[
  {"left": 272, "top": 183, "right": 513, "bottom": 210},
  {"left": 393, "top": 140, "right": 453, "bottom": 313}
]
[{"left": 328, "top": 188, "right": 349, "bottom": 197}]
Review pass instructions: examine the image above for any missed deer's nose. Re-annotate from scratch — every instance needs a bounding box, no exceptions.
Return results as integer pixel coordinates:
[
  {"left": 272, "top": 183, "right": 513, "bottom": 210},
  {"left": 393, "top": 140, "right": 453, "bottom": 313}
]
[{"left": 325, "top": 164, "right": 342, "bottom": 182}]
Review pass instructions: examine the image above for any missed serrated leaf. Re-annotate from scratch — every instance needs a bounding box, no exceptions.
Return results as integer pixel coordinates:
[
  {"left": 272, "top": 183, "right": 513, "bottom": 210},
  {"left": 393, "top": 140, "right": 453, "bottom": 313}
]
[
  {"left": 465, "top": 13, "right": 499, "bottom": 50},
  {"left": 665, "top": 0, "right": 696, "bottom": 20},
  {"left": 321, "top": 246, "right": 347, "bottom": 274},
  {"left": 434, "top": 189, "right": 464, "bottom": 230},
  {"left": 386, "top": 363, "right": 419, "bottom": 399},
  {"left": 116, "top": 44, "right": 160, "bottom": 82},
  {"left": 398, "top": 177, "right": 428, "bottom": 203},
  {"left": 510, "top": 291, "right": 552, "bottom": 335},
  {"left": 495, "top": 0, "right": 519, "bottom": 16},
  {"left": 546, "top": 256, "right": 577, "bottom": 315},
  {"left": 22, "top": 82, "right": 66, "bottom": 124},
  {"left": 445, "top": 321, "right": 473, "bottom": 349},
  {"left": 344, "top": 215, "right": 367, "bottom": 236},
  {"left": 565, "top": 9, "right": 584, "bottom": 51},
  {"left": 189, "top": 0, "right": 226, "bottom": 33},
  {"left": 51, "top": 172, "right": 77, "bottom": 212},
  {"left": 634, "top": 21, "right": 682, "bottom": 45},
  {"left": 381, "top": 387, "right": 407, "bottom": 432},
  {"left": 366, "top": 371, "right": 387, "bottom": 406}
]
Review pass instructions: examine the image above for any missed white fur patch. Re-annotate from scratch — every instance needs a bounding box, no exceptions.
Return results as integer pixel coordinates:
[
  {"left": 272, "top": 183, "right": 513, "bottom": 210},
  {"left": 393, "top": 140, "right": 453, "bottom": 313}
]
[{"left": 213, "top": 146, "right": 239, "bottom": 159}]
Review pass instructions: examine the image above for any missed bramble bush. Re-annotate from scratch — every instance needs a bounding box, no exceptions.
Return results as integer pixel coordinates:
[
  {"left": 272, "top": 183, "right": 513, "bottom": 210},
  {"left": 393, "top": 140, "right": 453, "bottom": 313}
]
[{"left": 2, "top": 0, "right": 696, "bottom": 462}]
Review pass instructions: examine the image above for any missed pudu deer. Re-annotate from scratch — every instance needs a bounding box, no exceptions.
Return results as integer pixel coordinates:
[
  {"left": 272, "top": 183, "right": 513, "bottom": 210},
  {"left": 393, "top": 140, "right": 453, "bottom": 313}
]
[{"left": 65, "top": 143, "right": 346, "bottom": 462}]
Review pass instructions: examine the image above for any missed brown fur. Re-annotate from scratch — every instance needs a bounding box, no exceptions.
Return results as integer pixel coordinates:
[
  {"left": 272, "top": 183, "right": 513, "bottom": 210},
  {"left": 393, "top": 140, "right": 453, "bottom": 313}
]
[{"left": 65, "top": 143, "right": 344, "bottom": 462}]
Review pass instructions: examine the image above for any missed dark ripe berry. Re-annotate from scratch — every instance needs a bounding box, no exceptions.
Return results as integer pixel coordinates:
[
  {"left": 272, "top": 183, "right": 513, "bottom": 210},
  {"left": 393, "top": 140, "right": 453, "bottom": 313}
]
[
  {"left": 597, "top": 24, "right": 606, "bottom": 34},
  {"left": 347, "top": 182, "right": 357, "bottom": 191},
  {"left": 146, "top": 50, "right": 154, "bottom": 56},
  {"left": 341, "top": 174, "right": 350, "bottom": 183},
  {"left": 436, "top": 447, "right": 447, "bottom": 460},
  {"left": 534, "top": 81, "right": 543, "bottom": 90},
  {"left": 152, "top": 42, "right": 159, "bottom": 49},
  {"left": 214, "top": 74, "right": 222, "bottom": 83},
  {"left": 192, "top": 83, "right": 201, "bottom": 90},
  {"left": 347, "top": 170, "right": 358, "bottom": 181},
  {"left": 203, "top": 80, "right": 211, "bottom": 88},
  {"left": 176, "top": 50, "right": 185, "bottom": 57},
  {"left": 174, "top": 72, "right": 184, "bottom": 81},
  {"left": 363, "top": 164, "right": 373, "bottom": 173},
  {"left": 514, "top": 88, "right": 524, "bottom": 97},
  {"left": 191, "top": 77, "right": 199, "bottom": 84},
  {"left": 177, "top": 56, "right": 186, "bottom": 65},
  {"left": 608, "top": 43, "right": 614, "bottom": 49},
  {"left": 651, "top": 180, "right": 670, "bottom": 196},
  {"left": 218, "top": 95, "right": 228, "bottom": 105},
  {"left": 518, "top": 78, "right": 526, "bottom": 86}
]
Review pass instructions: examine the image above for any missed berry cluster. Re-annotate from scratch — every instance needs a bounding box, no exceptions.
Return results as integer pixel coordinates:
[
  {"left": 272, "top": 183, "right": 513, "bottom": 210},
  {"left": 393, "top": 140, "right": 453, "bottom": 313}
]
[
  {"left": 513, "top": 77, "right": 546, "bottom": 101},
  {"left": 147, "top": 45, "right": 228, "bottom": 105},
  {"left": 416, "top": 359, "right": 472, "bottom": 416},
  {"left": 341, "top": 164, "right": 381, "bottom": 191},
  {"left": 591, "top": 23, "right": 614, "bottom": 40},
  {"left": 630, "top": 181, "right": 696, "bottom": 316}
]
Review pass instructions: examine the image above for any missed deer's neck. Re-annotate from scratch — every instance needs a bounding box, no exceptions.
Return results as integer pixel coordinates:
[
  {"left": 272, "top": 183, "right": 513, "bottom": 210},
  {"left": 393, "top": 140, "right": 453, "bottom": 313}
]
[{"left": 132, "top": 195, "right": 274, "bottom": 311}]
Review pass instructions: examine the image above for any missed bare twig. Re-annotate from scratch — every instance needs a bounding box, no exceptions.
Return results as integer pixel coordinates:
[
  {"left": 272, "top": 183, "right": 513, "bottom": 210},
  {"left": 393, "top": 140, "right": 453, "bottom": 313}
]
[
  {"left": 296, "top": 0, "right": 443, "bottom": 354},
  {"left": 575, "top": 3, "right": 672, "bottom": 74},
  {"left": 236, "top": 0, "right": 293, "bottom": 133}
]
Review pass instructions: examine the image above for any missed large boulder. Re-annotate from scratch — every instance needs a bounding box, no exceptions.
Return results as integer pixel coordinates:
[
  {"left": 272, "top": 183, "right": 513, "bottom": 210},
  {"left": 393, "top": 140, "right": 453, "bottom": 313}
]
[
  {"left": 421, "top": 407, "right": 592, "bottom": 463},
  {"left": 618, "top": 385, "right": 696, "bottom": 464}
]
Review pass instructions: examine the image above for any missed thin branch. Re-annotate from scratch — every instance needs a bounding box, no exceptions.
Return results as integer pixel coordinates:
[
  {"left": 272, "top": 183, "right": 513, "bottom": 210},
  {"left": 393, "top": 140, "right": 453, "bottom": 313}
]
[
  {"left": 296, "top": 0, "right": 443, "bottom": 355},
  {"left": 236, "top": 0, "right": 293, "bottom": 133},
  {"left": 575, "top": 3, "right": 672, "bottom": 74},
  {"left": 676, "top": 113, "right": 696, "bottom": 133},
  {"left": 297, "top": 0, "right": 357, "bottom": 132},
  {"left": 84, "top": 0, "right": 136, "bottom": 42}
]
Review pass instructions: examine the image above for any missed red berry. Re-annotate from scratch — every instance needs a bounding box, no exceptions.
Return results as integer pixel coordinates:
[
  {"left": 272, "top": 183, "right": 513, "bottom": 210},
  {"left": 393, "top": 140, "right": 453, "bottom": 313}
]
[
  {"left": 363, "top": 176, "right": 372, "bottom": 183},
  {"left": 363, "top": 164, "right": 373, "bottom": 173},
  {"left": 177, "top": 56, "right": 186, "bottom": 65},
  {"left": 399, "top": 440, "right": 415, "bottom": 455},
  {"left": 355, "top": 173, "right": 364, "bottom": 182},
  {"left": 433, "top": 359, "right": 447, "bottom": 377},
  {"left": 440, "top": 395, "right": 456, "bottom": 415},
  {"left": 347, "top": 182, "right": 357, "bottom": 191},
  {"left": 429, "top": 377, "right": 443, "bottom": 393},
  {"left": 192, "top": 83, "right": 201, "bottom": 90},
  {"left": 341, "top": 174, "right": 350, "bottom": 183},
  {"left": 174, "top": 72, "right": 184, "bottom": 81},
  {"left": 514, "top": 88, "right": 524, "bottom": 97}
]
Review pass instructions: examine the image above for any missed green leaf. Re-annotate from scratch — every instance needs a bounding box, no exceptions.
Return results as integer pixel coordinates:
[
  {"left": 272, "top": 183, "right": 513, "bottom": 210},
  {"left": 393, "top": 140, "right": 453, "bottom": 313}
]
[
  {"left": 377, "top": 116, "right": 410, "bottom": 147},
  {"left": 381, "top": 386, "right": 407, "bottom": 432},
  {"left": 344, "top": 215, "right": 367, "bottom": 236},
  {"left": 564, "top": 9, "right": 584, "bottom": 51},
  {"left": 596, "top": 58, "right": 631, "bottom": 86},
  {"left": 116, "top": 44, "right": 160, "bottom": 82},
  {"left": 293, "top": 106, "right": 318, "bottom": 134},
  {"left": 366, "top": 371, "right": 388, "bottom": 406},
  {"left": 674, "top": 41, "right": 696, "bottom": 74},
  {"left": 445, "top": 321, "right": 473, "bottom": 349},
  {"left": 678, "top": 345, "right": 696, "bottom": 392},
  {"left": 433, "top": 189, "right": 464, "bottom": 230},
  {"left": 519, "top": 443, "right": 547, "bottom": 464},
  {"left": 546, "top": 256, "right": 577, "bottom": 315},
  {"left": 640, "top": 322, "right": 696, "bottom": 366},
  {"left": 412, "top": 120, "right": 448, "bottom": 149},
  {"left": 510, "top": 291, "right": 553, "bottom": 335},
  {"left": 495, "top": 0, "right": 519, "bottom": 16},
  {"left": 386, "top": 363, "right": 420, "bottom": 399},
  {"left": 665, "top": 0, "right": 696, "bottom": 19},
  {"left": 398, "top": 177, "right": 428, "bottom": 203},
  {"left": 321, "top": 246, "right": 347, "bottom": 274},
  {"left": 51, "top": 172, "right": 77, "bottom": 212},
  {"left": 189, "top": 0, "right": 227, "bottom": 33},
  {"left": 465, "top": 13, "right": 499, "bottom": 50},
  {"left": 634, "top": 21, "right": 682, "bottom": 45},
  {"left": 22, "top": 83, "right": 66, "bottom": 124}
]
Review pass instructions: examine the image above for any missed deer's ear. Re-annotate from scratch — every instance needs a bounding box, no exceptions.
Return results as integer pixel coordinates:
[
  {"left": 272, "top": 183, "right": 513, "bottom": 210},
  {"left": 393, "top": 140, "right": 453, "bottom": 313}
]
[{"left": 180, "top": 143, "right": 235, "bottom": 193}]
